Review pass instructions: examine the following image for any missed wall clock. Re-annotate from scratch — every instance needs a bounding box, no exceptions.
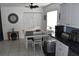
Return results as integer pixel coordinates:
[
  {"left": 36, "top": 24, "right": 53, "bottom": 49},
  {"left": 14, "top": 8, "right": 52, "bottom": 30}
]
[{"left": 8, "top": 13, "right": 18, "bottom": 24}]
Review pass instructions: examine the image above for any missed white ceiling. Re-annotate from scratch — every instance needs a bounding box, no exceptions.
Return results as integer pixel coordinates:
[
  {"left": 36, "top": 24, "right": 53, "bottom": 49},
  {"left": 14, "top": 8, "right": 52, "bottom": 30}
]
[{"left": 0, "top": 3, "right": 51, "bottom": 7}]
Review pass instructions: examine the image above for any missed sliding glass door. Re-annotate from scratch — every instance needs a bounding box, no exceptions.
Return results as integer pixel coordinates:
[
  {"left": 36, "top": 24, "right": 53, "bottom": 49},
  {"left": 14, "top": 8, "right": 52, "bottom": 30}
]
[{"left": 47, "top": 10, "right": 57, "bottom": 37}]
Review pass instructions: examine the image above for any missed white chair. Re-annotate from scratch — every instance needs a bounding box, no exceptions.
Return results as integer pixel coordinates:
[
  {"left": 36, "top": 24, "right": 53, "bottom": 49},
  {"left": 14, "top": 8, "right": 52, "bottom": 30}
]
[
  {"left": 32, "top": 32, "right": 43, "bottom": 55},
  {"left": 33, "top": 38, "right": 43, "bottom": 55}
]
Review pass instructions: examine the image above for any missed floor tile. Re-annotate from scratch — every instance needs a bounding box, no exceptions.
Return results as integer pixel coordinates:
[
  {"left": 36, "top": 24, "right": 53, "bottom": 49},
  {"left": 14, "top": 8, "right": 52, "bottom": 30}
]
[{"left": 0, "top": 39, "right": 44, "bottom": 56}]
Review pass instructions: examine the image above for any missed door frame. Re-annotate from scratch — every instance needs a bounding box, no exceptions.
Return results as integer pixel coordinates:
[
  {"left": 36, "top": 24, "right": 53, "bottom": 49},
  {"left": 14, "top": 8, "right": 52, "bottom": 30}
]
[{"left": 0, "top": 8, "right": 4, "bottom": 41}]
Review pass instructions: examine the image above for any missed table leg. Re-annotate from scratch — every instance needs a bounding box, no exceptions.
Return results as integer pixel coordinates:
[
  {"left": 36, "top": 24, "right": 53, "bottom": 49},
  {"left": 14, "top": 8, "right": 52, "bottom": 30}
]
[{"left": 26, "top": 37, "right": 28, "bottom": 48}]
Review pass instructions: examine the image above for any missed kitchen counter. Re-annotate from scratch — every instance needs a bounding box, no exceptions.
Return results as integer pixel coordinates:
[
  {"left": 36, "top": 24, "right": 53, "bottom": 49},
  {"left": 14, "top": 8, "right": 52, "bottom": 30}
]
[{"left": 56, "top": 37, "right": 79, "bottom": 55}]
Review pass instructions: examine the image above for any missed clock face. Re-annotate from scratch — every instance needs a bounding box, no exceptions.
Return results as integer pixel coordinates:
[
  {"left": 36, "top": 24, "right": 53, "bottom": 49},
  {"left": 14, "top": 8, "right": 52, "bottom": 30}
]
[{"left": 8, "top": 13, "right": 18, "bottom": 24}]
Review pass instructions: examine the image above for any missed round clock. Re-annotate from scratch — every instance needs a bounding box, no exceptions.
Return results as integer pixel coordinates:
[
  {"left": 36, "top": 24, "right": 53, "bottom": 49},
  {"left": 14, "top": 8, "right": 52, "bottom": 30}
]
[{"left": 8, "top": 13, "right": 18, "bottom": 24}]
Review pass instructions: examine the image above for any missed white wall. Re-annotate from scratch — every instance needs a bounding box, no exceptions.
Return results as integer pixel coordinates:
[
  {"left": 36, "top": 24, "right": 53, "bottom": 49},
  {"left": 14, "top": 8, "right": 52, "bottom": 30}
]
[
  {"left": 1, "top": 7, "right": 44, "bottom": 40},
  {"left": 59, "top": 3, "right": 79, "bottom": 28}
]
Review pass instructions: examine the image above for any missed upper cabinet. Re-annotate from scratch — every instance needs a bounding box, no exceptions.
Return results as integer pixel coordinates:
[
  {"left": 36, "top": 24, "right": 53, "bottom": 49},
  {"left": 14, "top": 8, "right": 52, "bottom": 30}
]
[
  {"left": 70, "top": 4, "right": 79, "bottom": 28},
  {"left": 59, "top": 3, "right": 79, "bottom": 28},
  {"left": 59, "top": 4, "right": 71, "bottom": 26}
]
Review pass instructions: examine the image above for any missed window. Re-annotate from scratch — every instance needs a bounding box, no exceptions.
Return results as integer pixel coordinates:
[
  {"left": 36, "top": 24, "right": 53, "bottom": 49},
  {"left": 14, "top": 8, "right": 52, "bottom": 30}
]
[{"left": 47, "top": 10, "right": 57, "bottom": 37}]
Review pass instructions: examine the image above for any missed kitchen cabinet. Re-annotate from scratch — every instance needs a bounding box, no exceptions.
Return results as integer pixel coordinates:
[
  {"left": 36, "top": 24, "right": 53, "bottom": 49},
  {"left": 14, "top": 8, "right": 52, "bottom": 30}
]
[
  {"left": 56, "top": 40, "right": 69, "bottom": 56},
  {"left": 60, "top": 4, "right": 79, "bottom": 28},
  {"left": 69, "top": 4, "right": 79, "bottom": 28},
  {"left": 60, "top": 4, "right": 71, "bottom": 26}
]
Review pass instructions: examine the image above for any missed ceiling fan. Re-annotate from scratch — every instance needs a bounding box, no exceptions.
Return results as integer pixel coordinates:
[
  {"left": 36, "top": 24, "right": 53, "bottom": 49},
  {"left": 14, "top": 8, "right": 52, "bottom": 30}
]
[{"left": 25, "top": 3, "right": 39, "bottom": 9}]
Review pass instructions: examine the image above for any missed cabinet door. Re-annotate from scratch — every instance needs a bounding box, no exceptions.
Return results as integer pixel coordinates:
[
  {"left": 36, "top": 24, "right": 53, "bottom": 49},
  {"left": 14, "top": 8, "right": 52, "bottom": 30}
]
[
  {"left": 70, "top": 4, "right": 79, "bottom": 28},
  {"left": 60, "top": 4, "right": 71, "bottom": 26},
  {"left": 56, "top": 40, "right": 62, "bottom": 56},
  {"left": 56, "top": 40, "right": 69, "bottom": 56},
  {"left": 55, "top": 42, "right": 60, "bottom": 56},
  {"left": 60, "top": 42, "right": 69, "bottom": 56}
]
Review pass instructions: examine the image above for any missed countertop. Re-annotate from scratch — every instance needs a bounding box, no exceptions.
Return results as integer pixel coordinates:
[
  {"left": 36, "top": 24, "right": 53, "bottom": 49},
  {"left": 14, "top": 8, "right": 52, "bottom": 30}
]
[{"left": 56, "top": 37, "right": 79, "bottom": 55}]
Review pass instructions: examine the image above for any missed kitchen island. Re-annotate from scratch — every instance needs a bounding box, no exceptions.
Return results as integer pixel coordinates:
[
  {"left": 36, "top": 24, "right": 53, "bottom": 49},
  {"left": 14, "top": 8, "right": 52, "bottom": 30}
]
[{"left": 56, "top": 37, "right": 79, "bottom": 56}]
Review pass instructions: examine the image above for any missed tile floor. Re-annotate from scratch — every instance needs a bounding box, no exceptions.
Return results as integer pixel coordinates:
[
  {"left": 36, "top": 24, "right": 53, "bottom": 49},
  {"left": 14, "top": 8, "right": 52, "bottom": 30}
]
[{"left": 0, "top": 39, "right": 44, "bottom": 56}]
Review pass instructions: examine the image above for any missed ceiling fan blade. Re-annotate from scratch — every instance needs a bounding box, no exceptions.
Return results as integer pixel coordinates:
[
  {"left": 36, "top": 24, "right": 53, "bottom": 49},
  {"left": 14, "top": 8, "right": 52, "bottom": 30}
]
[{"left": 25, "top": 3, "right": 39, "bottom": 9}]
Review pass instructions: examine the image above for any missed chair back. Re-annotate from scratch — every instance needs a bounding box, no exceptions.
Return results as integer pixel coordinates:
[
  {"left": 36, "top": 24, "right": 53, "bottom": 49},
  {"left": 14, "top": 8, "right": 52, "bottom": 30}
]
[{"left": 26, "top": 31, "right": 33, "bottom": 36}]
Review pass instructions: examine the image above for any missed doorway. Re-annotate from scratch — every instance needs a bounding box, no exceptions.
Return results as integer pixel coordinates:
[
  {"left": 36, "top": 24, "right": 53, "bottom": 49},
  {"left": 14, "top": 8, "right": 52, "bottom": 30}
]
[
  {"left": 47, "top": 10, "right": 57, "bottom": 37},
  {"left": 0, "top": 9, "right": 4, "bottom": 41}
]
